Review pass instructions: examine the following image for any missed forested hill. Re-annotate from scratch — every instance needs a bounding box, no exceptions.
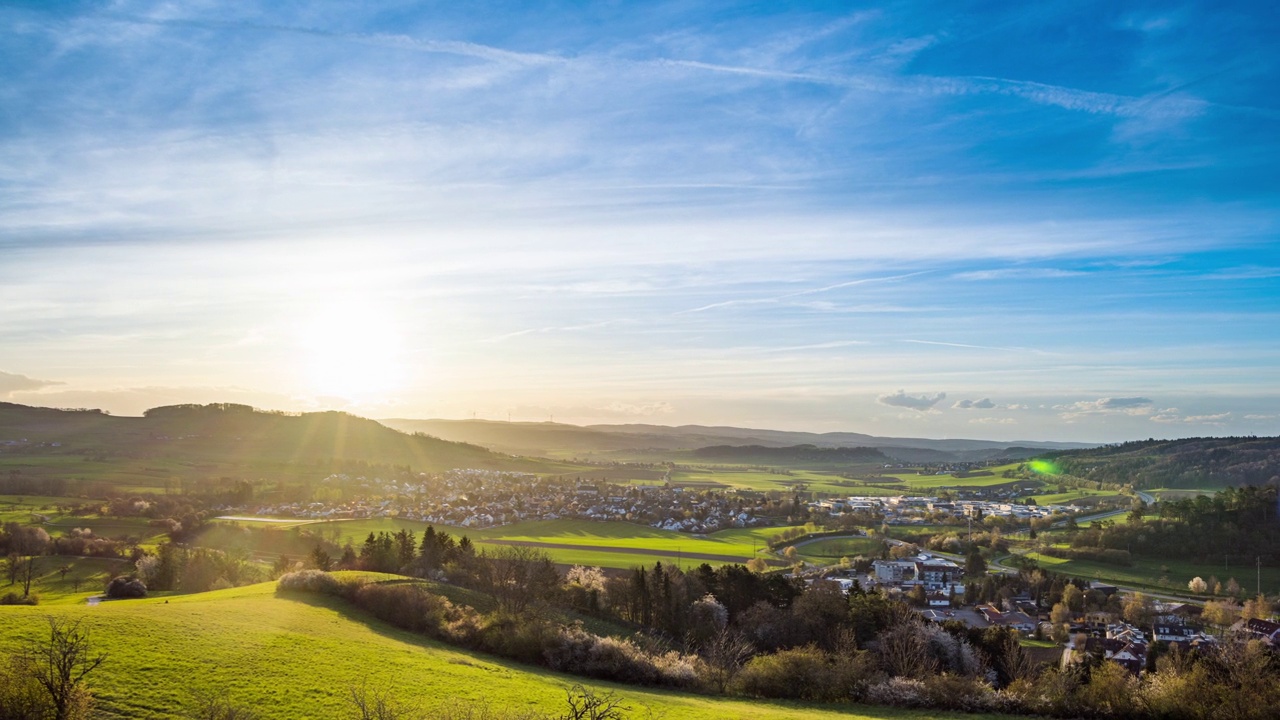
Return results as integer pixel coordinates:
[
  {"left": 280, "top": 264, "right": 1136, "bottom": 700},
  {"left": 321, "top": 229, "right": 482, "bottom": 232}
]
[
  {"left": 1046, "top": 436, "right": 1280, "bottom": 489},
  {"left": 690, "top": 444, "right": 889, "bottom": 466},
  {"left": 0, "top": 402, "right": 534, "bottom": 474}
]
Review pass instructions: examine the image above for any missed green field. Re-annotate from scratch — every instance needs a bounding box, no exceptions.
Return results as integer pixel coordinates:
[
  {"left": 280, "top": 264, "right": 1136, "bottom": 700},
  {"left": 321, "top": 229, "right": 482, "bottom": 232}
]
[
  {"left": 212, "top": 518, "right": 806, "bottom": 570},
  {"left": 0, "top": 582, "right": 989, "bottom": 720},
  {"left": 1024, "top": 551, "right": 1280, "bottom": 596},
  {"left": 662, "top": 464, "right": 1029, "bottom": 497},
  {"left": 1, "top": 555, "right": 130, "bottom": 605},
  {"left": 669, "top": 468, "right": 868, "bottom": 495},
  {"left": 1022, "top": 489, "right": 1122, "bottom": 505},
  {"left": 793, "top": 536, "right": 883, "bottom": 565}
]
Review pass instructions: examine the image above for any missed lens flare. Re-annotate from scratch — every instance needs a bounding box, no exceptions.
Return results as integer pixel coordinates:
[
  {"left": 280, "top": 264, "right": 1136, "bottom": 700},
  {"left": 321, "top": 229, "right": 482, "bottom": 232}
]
[{"left": 1028, "top": 460, "right": 1060, "bottom": 475}]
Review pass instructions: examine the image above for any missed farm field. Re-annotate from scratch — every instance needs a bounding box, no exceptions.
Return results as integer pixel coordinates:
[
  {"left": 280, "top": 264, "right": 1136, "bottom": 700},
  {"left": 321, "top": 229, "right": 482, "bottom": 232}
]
[
  {"left": 1, "top": 495, "right": 168, "bottom": 543},
  {"left": 1023, "top": 551, "right": 1280, "bottom": 596},
  {"left": 213, "top": 518, "right": 807, "bottom": 570},
  {"left": 668, "top": 468, "right": 866, "bottom": 495},
  {"left": 1022, "top": 489, "right": 1122, "bottom": 505},
  {"left": 879, "top": 465, "right": 1026, "bottom": 490},
  {"left": 664, "top": 463, "right": 1029, "bottom": 496},
  {"left": 0, "top": 582, "right": 993, "bottom": 720},
  {"left": 793, "top": 536, "right": 883, "bottom": 565},
  {"left": 0, "top": 555, "right": 130, "bottom": 605}
]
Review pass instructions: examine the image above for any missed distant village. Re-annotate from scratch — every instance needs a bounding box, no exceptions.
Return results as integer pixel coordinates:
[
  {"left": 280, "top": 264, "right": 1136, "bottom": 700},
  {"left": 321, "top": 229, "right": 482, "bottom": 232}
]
[{"left": 809, "top": 494, "right": 1082, "bottom": 525}]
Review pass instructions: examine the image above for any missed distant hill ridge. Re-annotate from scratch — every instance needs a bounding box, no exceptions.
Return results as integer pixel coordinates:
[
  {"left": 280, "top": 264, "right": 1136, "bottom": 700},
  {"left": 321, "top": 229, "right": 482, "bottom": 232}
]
[
  {"left": 0, "top": 402, "right": 522, "bottom": 473},
  {"left": 691, "top": 444, "right": 890, "bottom": 464},
  {"left": 379, "top": 417, "right": 1093, "bottom": 462},
  {"left": 1046, "top": 435, "right": 1280, "bottom": 489}
]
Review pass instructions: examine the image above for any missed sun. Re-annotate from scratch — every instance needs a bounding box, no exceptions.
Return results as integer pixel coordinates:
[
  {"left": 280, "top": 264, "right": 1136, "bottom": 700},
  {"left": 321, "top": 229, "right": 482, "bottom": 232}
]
[{"left": 295, "top": 302, "right": 406, "bottom": 403}]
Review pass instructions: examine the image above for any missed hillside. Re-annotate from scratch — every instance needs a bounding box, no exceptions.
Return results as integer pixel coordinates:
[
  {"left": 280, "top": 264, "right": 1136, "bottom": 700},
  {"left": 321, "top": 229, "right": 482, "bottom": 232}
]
[
  {"left": 0, "top": 403, "right": 549, "bottom": 492},
  {"left": 1046, "top": 436, "right": 1280, "bottom": 489},
  {"left": 378, "top": 418, "right": 1090, "bottom": 461},
  {"left": 0, "top": 583, "right": 982, "bottom": 720}
]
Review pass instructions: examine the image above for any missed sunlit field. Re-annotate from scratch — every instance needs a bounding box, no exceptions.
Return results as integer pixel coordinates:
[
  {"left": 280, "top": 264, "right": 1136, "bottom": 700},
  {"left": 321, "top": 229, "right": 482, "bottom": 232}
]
[
  {"left": 0, "top": 583, "right": 997, "bottom": 720},
  {"left": 218, "top": 517, "right": 807, "bottom": 570}
]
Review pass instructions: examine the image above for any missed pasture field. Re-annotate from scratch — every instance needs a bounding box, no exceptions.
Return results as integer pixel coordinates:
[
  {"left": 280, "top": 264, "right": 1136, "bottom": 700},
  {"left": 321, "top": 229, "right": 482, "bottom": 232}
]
[
  {"left": 1, "top": 555, "right": 129, "bottom": 605},
  {"left": 794, "top": 536, "right": 883, "bottom": 564},
  {"left": 664, "top": 464, "right": 1029, "bottom": 496},
  {"left": 878, "top": 465, "right": 1027, "bottom": 490},
  {"left": 211, "top": 518, "right": 807, "bottom": 570},
  {"left": 1023, "top": 551, "right": 1280, "bottom": 596},
  {"left": 1146, "top": 488, "right": 1219, "bottom": 501},
  {"left": 668, "top": 468, "right": 864, "bottom": 495},
  {"left": 1, "top": 495, "right": 168, "bottom": 543},
  {"left": 0, "top": 582, "right": 993, "bottom": 720},
  {"left": 1022, "top": 489, "right": 1122, "bottom": 506}
]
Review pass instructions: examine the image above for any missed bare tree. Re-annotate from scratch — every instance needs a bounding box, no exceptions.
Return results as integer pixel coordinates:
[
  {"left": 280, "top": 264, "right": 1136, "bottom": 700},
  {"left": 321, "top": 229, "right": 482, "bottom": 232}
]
[
  {"left": 20, "top": 618, "right": 107, "bottom": 720},
  {"left": 559, "top": 685, "right": 630, "bottom": 720},
  {"left": 482, "top": 546, "right": 560, "bottom": 614},
  {"left": 699, "top": 627, "right": 755, "bottom": 693},
  {"left": 4, "top": 552, "right": 20, "bottom": 586},
  {"left": 20, "top": 556, "right": 38, "bottom": 598},
  {"left": 348, "top": 681, "right": 422, "bottom": 720}
]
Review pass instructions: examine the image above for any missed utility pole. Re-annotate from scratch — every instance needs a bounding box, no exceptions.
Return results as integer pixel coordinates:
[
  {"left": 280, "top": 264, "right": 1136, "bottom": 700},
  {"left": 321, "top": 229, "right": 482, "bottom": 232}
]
[{"left": 1259, "top": 556, "right": 1263, "bottom": 598}]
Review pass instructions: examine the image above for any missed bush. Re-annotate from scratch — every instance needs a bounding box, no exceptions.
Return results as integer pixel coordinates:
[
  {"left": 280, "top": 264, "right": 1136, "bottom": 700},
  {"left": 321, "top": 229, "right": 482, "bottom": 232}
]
[
  {"left": 735, "top": 645, "right": 873, "bottom": 701},
  {"left": 105, "top": 576, "right": 147, "bottom": 599},
  {"left": 864, "top": 677, "right": 928, "bottom": 708},
  {"left": 352, "top": 583, "right": 465, "bottom": 639},
  {"left": 275, "top": 570, "right": 346, "bottom": 596},
  {"left": 0, "top": 592, "right": 38, "bottom": 606},
  {"left": 543, "top": 625, "right": 699, "bottom": 689}
]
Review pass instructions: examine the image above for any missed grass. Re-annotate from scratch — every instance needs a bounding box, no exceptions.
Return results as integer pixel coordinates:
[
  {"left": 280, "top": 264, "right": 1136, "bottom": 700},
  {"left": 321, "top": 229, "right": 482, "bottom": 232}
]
[
  {"left": 0, "top": 582, "right": 994, "bottom": 720},
  {"left": 1023, "top": 551, "right": 1280, "bottom": 596},
  {"left": 1022, "top": 489, "right": 1121, "bottom": 505},
  {"left": 793, "top": 537, "right": 883, "bottom": 566},
  {"left": 660, "top": 464, "right": 1032, "bottom": 497},
  {"left": 1, "top": 556, "right": 129, "bottom": 605},
  {"left": 277, "top": 518, "right": 807, "bottom": 570}
]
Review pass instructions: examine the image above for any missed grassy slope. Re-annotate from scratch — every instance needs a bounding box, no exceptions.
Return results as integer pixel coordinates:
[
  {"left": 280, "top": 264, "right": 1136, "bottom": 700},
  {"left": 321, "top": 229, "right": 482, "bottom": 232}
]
[
  {"left": 1024, "top": 551, "right": 1280, "bottom": 596},
  {"left": 0, "top": 584, "right": 989, "bottom": 720}
]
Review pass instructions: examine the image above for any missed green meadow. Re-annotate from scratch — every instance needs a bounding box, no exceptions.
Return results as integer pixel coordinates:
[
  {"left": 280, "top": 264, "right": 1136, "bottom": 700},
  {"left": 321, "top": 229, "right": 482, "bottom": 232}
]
[
  {"left": 1021, "top": 489, "right": 1122, "bottom": 505},
  {"left": 0, "top": 582, "right": 994, "bottom": 720},
  {"left": 1024, "top": 550, "right": 1280, "bottom": 596},
  {"left": 1, "top": 555, "right": 130, "bottom": 605},
  {"left": 793, "top": 536, "right": 884, "bottom": 565},
  {"left": 662, "top": 463, "right": 1029, "bottom": 496},
  {"left": 232, "top": 518, "right": 806, "bottom": 570}
]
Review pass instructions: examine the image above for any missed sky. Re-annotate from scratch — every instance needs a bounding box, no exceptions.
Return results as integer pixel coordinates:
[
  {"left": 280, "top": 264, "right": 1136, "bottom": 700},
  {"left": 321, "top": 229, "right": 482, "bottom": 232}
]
[{"left": 1, "top": 1, "right": 1278, "bottom": 443}]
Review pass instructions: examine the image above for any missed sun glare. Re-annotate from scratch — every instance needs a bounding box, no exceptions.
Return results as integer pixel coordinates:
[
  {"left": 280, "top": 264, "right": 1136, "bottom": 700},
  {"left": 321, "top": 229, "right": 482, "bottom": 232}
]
[{"left": 295, "top": 303, "right": 406, "bottom": 403}]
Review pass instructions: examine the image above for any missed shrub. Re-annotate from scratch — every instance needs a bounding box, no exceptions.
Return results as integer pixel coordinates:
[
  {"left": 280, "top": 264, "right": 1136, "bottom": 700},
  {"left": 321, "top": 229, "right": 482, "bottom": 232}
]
[
  {"left": 352, "top": 583, "right": 464, "bottom": 639},
  {"left": 0, "top": 591, "right": 39, "bottom": 606},
  {"left": 543, "top": 625, "right": 699, "bottom": 689},
  {"left": 918, "top": 674, "right": 996, "bottom": 712},
  {"left": 275, "top": 569, "right": 344, "bottom": 596},
  {"left": 735, "top": 645, "right": 870, "bottom": 701},
  {"left": 864, "top": 677, "right": 928, "bottom": 708},
  {"left": 104, "top": 576, "right": 147, "bottom": 599}
]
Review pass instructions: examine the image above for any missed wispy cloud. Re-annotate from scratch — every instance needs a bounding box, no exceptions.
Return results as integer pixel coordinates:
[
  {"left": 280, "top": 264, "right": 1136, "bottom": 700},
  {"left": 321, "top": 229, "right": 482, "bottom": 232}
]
[
  {"left": 678, "top": 271, "right": 927, "bottom": 314},
  {"left": 901, "top": 339, "right": 1051, "bottom": 355},
  {"left": 878, "top": 390, "right": 947, "bottom": 411}
]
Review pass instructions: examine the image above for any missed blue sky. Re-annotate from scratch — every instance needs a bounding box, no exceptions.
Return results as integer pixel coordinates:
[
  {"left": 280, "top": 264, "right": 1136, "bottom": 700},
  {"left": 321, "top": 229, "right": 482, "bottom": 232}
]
[{"left": 1, "top": 1, "right": 1277, "bottom": 442}]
